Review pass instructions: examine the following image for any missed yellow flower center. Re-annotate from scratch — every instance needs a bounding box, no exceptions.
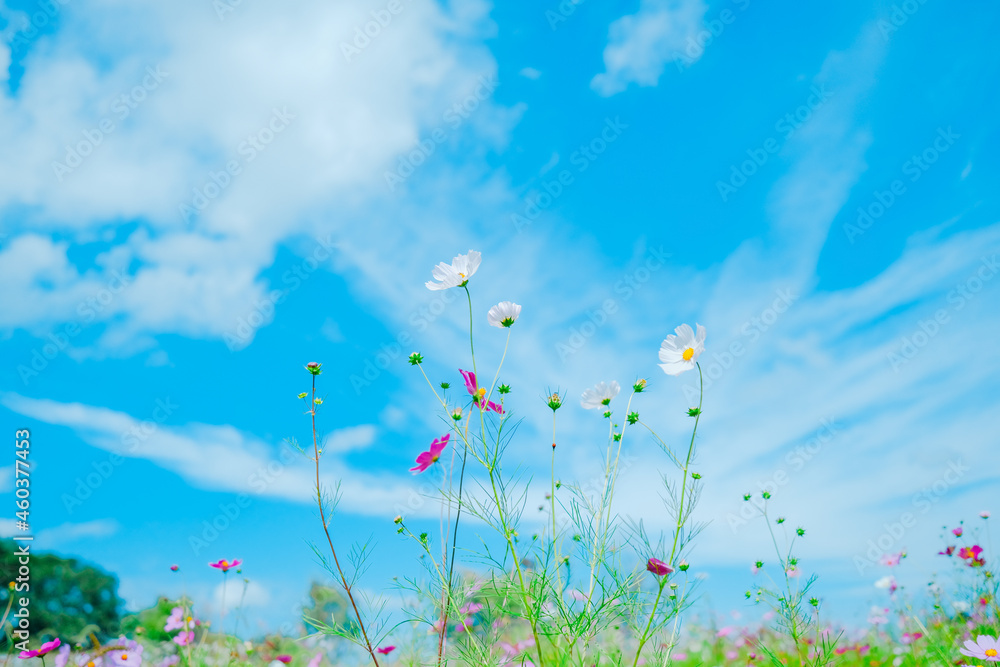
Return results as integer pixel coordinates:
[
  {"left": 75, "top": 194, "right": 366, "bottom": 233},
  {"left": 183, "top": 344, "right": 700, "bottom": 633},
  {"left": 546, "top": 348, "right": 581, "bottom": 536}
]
[
  {"left": 987, "top": 649, "right": 998, "bottom": 657},
  {"left": 121, "top": 654, "right": 128, "bottom": 661},
  {"left": 186, "top": 616, "right": 192, "bottom": 622},
  {"left": 476, "top": 388, "right": 486, "bottom": 399},
  {"left": 682, "top": 347, "right": 695, "bottom": 361},
  {"left": 87, "top": 662, "right": 95, "bottom": 667}
]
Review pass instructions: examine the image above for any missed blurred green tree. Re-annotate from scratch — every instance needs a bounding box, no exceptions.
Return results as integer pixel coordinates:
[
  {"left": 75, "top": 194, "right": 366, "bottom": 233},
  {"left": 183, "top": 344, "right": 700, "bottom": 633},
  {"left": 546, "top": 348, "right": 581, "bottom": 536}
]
[{"left": 0, "top": 540, "right": 124, "bottom": 646}]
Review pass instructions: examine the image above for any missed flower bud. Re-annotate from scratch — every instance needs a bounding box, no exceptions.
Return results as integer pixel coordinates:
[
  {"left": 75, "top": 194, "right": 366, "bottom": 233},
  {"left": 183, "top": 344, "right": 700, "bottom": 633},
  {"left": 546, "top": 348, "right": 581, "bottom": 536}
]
[
  {"left": 408, "top": 352, "right": 423, "bottom": 365},
  {"left": 306, "top": 362, "right": 322, "bottom": 375},
  {"left": 633, "top": 379, "right": 647, "bottom": 392}
]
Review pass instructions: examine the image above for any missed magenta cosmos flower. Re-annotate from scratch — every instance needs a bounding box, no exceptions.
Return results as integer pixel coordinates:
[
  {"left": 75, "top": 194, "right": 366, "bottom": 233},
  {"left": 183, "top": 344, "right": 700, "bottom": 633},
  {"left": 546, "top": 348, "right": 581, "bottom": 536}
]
[
  {"left": 459, "top": 369, "right": 503, "bottom": 414},
  {"left": 952, "top": 526, "right": 963, "bottom": 537},
  {"left": 19, "top": 638, "right": 61, "bottom": 659},
  {"left": 410, "top": 434, "right": 450, "bottom": 474},
  {"left": 646, "top": 558, "right": 674, "bottom": 577},
  {"left": 274, "top": 656, "right": 292, "bottom": 664},
  {"left": 209, "top": 558, "right": 242, "bottom": 572},
  {"left": 376, "top": 647, "right": 395, "bottom": 656},
  {"left": 960, "top": 635, "right": 1000, "bottom": 661}
]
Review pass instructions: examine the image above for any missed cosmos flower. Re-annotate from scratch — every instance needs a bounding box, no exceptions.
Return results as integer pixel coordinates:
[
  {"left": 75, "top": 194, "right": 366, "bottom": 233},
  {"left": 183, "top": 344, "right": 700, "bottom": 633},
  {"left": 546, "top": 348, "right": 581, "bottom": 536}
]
[
  {"left": 874, "top": 575, "right": 898, "bottom": 594},
  {"left": 646, "top": 558, "right": 674, "bottom": 577},
  {"left": 960, "top": 635, "right": 1000, "bottom": 662},
  {"left": 952, "top": 526, "right": 963, "bottom": 537},
  {"left": 164, "top": 607, "right": 185, "bottom": 632},
  {"left": 487, "top": 301, "right": 521, "bottom": 328},
  {"left": 459, "top": 602, "right": 484, "bottom": 615},
  {"left": 108, "top": 645, "right": 143, "bottom": 667},
  {"left": 172, "top": 632, "right": 194, "bottom": 647},
  {"left": 581, "top": 381, "right": 620, "bottom": 410},
  {"left": 169, "top": 565, "right": 179, "bottom": 572},
  {"left": 658, "top": 324, "right": 706, "bottom": 376},
  {"left": 209, "top": 559, "right": 241, "bottom": 572},
  {"left": 959, "top": 545, "right": 983, "bottom": 560},
  {"left": 376, "top": 647, "right": 395, "bottom": 656},
  {"left": 879, "top": 552, "right": 904, "bottom": 566},
  {"left": 274, "top": 657, "right": 292, "bottom": 665},
  {"left": 459, "top": 369, "right": 503, "bottom": 414},
  {"left": 19, "top": 639, "right": 61, "bottom": 659},
  {"left": 54, "top": 645, "right": 71, "bottom": 667},
  {"left": 982, "top": 511, "right": 991, "bottom": 519},
  {"left": 410, "top": 434, "right": 450, "bottom": 474},
  {"left": 901, "top": 632, "right": 923, "bottom": 644},
  {"left": 306, "top": 655, "right": 322, "bottom": 667},
  {"left": 425, "top": 250, "right": 482, "bottom": 291},
  {"left": 938, "top": 546, "right": 956, "bottom": 556}
]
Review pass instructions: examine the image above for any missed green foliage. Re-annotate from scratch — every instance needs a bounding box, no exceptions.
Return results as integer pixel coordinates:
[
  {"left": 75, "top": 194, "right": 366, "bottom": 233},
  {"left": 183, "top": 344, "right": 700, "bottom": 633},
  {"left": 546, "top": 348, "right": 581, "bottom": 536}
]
[{"left": 0, "top": 540, "right": 123, "bottom": 645}]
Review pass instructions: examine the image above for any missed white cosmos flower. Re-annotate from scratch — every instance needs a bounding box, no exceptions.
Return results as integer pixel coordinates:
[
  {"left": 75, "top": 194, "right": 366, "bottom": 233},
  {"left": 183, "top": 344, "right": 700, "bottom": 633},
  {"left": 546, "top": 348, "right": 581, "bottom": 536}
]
[
  {"left": 581, "top": 381, "right": 620, "bottom": 410},
  {"left": 658, "top": 323, "right": 706, "bottom": 376},
  {"left": 487, "top": 301, "right": 521, "bottom": 328},
  {"left": 425, "top": 250, "right": 482, "bottom": 291}
]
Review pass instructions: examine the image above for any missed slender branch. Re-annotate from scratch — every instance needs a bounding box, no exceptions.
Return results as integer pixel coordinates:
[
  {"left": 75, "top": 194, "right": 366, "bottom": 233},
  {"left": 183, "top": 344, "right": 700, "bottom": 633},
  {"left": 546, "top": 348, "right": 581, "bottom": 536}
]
[{"left": 310, "top": 373, "right": 380, "bottom": 667}]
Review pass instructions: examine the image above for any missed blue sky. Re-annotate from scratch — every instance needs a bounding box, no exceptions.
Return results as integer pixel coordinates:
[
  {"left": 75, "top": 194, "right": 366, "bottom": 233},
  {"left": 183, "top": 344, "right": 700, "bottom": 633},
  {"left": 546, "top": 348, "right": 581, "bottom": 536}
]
[{"left": 1, "top": 0, "right": 999, "bottom": 636}]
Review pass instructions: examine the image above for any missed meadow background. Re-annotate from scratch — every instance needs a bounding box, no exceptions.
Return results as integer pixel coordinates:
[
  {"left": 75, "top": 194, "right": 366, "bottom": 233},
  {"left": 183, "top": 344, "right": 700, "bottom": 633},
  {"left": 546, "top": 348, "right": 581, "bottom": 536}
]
[{"left": 0, "top": 0, "right": 998, "bottom": 644}]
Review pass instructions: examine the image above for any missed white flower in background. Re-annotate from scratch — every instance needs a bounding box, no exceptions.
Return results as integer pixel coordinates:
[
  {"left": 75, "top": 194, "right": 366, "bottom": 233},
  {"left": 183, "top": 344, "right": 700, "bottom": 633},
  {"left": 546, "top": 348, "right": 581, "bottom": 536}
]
[
  {"left": 658, "top": 323, "right": 706, "bottom": 376},
  {"left": 581, "top": 381, "right": 620, "bottom": 409},
  {"left": 487, "top": 301, "right": 521, "bottom": 328},
  {"left": 425, "top": 250, "right": 482, "bottom": 290}
]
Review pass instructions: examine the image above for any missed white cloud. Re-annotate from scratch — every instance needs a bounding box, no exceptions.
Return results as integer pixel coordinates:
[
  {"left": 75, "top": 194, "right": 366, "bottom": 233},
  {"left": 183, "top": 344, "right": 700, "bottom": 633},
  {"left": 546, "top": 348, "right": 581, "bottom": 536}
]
[
  {"left": 36, "top": 519, "right": 120, "bottom": 548},
  {"left": 591, "top": 0, "right": 708, "bottom": 96},
  {"left": 0, "top": 0, "right": 511, "bottom": 349},
  {"left": 323, "top": 424, "right": 377, "bottom": 454}
]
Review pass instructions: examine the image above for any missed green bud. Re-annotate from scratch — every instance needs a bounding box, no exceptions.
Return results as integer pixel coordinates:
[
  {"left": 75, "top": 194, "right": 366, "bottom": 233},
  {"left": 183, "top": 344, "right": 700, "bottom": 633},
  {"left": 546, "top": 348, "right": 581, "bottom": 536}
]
[
  {"left": 627, "top": 411, "right": 639, "bottom": 425},
  {"left": 408, "top": 352, "right": 423, "bottom": 366},
  {"left": 306, "top": 362, "right": 322, "bottom": 375},
  {"left": 686, "top": 407, "right": 701, "bottom": 417},
  {"left": 498, "top": 384, "right": 511, "bottom": 394}
]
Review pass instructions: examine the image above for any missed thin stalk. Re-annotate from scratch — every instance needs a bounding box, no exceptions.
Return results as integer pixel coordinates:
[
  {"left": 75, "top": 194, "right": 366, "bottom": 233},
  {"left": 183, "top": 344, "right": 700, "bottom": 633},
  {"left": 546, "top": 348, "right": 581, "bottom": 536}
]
[
  {"left": 634, "top": 363, "right": 703, "bottom": 667},
  {"left": 310, "top": 374, "right": 380, "bottom": 667}
]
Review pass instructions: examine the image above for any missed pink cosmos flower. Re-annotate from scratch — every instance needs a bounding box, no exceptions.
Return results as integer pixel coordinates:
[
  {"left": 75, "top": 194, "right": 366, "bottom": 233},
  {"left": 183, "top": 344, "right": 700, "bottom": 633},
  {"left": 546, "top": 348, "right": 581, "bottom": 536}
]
[
  {"left": 901, "top": 632, "right": 923, "bottom": 644},
  {"left": 952, "top": 526, "right": 963, "bottom": 537},
  {"left": 410, "top": 434, "right": 450, "bottom": 474},
  {"left": 959, "top": 545, "right": 986, "bottom": 566},
  {"left": 716, "top": 626, "right": 734, "bottom": 638},
  {"left": 20, "top": 639, "right": 61, "bottom": 659},
  {"left": 306, "top": 655, "right": 322, "bottom": 667},
  {"left": 164, "top": 607, "right": 185, "bottom": 632},
  {"left": 960, "top": 635, "right": 1000, "bottom": 661},
  {"left": 209, "top": 559, "right": 242, "bottom": 572},
  {"left": 275, "top": 657, "right": 292, "bottom": 664},
  {"left": 672, "top": 653, "right": 687, "bottom": 661},
  {"left": 376, "top": 647, "right": 395, "bottom": 656},
  {"left": 938, "top": 546, "right": 956, "bottom": 556},
  {"left": 459, "top": 602, "right": 483, "bottom": 615},
  {"left": 982, "top": 511, "right": 991, "bottom": 519},
  {"left": 879, "top": 552, "right": 904, "bottom": 566},
  {"left": 55, "top": 645, "right": 71, "bottom": 667},
  {"left": 646, "top": 558, "right": 674, "bottom": 577},
  {"left": 172, "top": 632, "right": 194, "bottom": 647},
  {"left": 170, "top": 565, "right": 179, "bottom": 572},
  {"left": 725, "top": 651, "right": 739, "bottom": 660},
  {"left": 459, "top": 369, "right": 503, "bottom": 414},
  {"left": 109, "top": 646, "right": 142, "bottom": 667}
]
